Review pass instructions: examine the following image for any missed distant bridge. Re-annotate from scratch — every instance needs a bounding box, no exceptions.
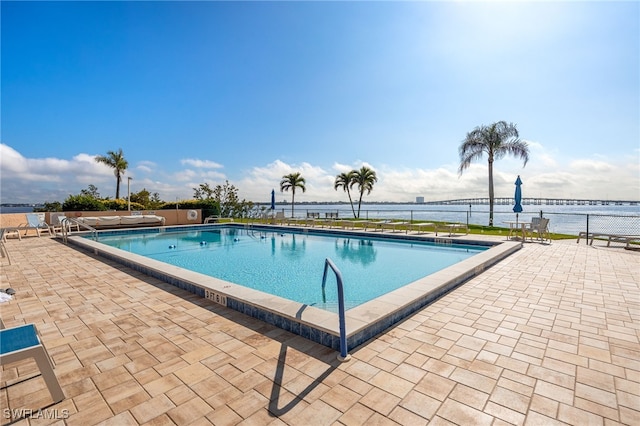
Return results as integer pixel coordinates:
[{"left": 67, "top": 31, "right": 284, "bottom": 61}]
[{"left": 423, "top": 198, "right": 639, "bottom": 206}]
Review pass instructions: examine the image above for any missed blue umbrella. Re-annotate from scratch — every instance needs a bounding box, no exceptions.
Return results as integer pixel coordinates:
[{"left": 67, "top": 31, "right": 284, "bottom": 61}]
[
  {"left": 270, "top": 189, "right": 276, "bottom": 210},
  {"left": 513, "top": 175, "right": 523, "bottom": 218}
]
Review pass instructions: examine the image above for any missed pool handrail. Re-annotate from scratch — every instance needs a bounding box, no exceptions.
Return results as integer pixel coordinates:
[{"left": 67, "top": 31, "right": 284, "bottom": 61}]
[
  {"left": 60, "top": 217, "right": 98, "bottom": 242},
  {"left": 321, "top": 257, "right": 351, "bottom": 362}
]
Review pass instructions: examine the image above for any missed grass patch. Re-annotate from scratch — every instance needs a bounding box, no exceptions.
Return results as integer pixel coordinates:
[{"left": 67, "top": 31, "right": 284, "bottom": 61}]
[{"left": 229, "top": 217, "right": 575, "bottom": 241}]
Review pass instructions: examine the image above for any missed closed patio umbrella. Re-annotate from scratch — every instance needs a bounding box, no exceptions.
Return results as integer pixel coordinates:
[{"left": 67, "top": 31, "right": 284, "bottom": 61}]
[
  {"left": 513, "top": 175, "right": 523, "bottom": 224},
  {"left": 271, "top": 189, "right": 276, "bottom": 210}
]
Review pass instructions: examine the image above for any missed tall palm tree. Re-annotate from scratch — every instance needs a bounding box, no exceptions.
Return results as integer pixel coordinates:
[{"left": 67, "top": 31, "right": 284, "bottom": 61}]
[
  {"left": 334, "top": 171, "right": 357, "bottom": 218},
  {"left": 280, "top": 172, "right": 306, "bottom": 218},
  {"left": 458, "top": 121, "right": 529, "bottom": 226},
  {"left": 95, "top": 148, "right": 129, "bottom": 199},
  {"left": 350, "top": 166, "right": 378, "bottom": 218}
]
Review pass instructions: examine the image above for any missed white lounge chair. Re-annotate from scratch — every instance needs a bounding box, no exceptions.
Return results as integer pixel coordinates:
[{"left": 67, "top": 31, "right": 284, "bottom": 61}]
[
  {"left": 1, "top": 226, "right": 22, "bottom": 242},
  {"left": 0, "top": 229, "right": 13, "bottom": 264},
  {"left": 437, "top": 223, "right": 469, "bottom": 236},
  {"left": 20, "top": 213, "right": 53, "bottom": 237},
  {"left": 204, "top": 215, "right": 221, "bottom": 224},
  {"left": 409, "top": 222, "right": 435, "bottom": 234},
  {"left": 273, "top": 211, "right": 286, "bottom": 224},
  {"left": 363, "top": 220, "right": 390, "bottom": 231},
  {"left": 50, "top": 214, "right": 80, "bottom": 233},
  {"left": 383, "top": 221, "right": 410, "bottom": 233}
]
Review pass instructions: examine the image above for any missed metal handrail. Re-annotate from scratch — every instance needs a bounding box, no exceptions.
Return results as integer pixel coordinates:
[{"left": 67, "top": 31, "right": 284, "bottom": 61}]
[
  {"left": 60, "top": 217, "right": 98, "bottom": 242},
  {"left": 321, "top": 258, "right": 351, "bottom": 362}
]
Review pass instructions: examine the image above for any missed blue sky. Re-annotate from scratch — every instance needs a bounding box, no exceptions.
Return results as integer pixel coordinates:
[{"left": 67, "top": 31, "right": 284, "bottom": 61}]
[{"left": 1, "top": 1, "right": 638, "bottom": 204}]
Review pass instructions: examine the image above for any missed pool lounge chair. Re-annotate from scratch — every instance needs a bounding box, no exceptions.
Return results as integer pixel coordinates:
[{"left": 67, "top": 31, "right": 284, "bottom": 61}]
[
  {"left": 273, "top": 211, "right": 286, "bottom": 224},
  {"left": 0, "top": 229, "right": 13, "bottom": 264},
  {"left": 363, "top": 220, "right": 391, "bottom": 231},
  {"left": 1, "top": 226, "right": 22, "bottom": 242},
  {"left": 0, "top": 323, "right": 65, "bottom": 404},
  {"left": 20, "top": 213, "right": 53, "bottom": 237},
  {"left": 383, "top": 221, "right": 410, "bottom": 233},
  {"left": 436, "top": 223, "right": 469, "bottom": 236},
  {"left": 409, "top": 222, "right": 436, "bottom": 235},
  {"left": 320, "top": 212, "right": 339, "bottom": 228},
  {"left": 577, "top": 232, "right": 640, "bottom": 249},
  {"left": 204, "top": 215, "right": 221, "bottom": 224},
  {"left": 304, "top": 212, "right": 320, "bottom": 227},
  {"left": 337, "top": 219, "right": 357, "bottom": 230},
  {"left": 50, "top": 214, "right": 80, "bottom": 233}
]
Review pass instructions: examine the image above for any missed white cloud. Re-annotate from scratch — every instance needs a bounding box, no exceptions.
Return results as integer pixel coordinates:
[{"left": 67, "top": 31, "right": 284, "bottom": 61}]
[
  {"left": 180, "top": 158, "right": 224, "bottom": 169},
  {"left": 0, "top": 143, "right": 638, "bottom": 204},
  {"left": 0, "top": 144, "right": 108, "bottom": 181},
  {"left": 169, "top": 168, "right": 227, "bottom": 185},
  {"left": 236, "top": 160, "right": 329, "bottom": 203},
  {"left": 136, "top": 160, "right": 156, "bottom": 173},
  {"left": 0, "top": 143, "right": 120, "bottom": 202},
  {"left": 172, "top": 169, "right": 197, "bottom": 182},
  {"left": 234, "top": 146, "right": 640, "bottom": 204}
]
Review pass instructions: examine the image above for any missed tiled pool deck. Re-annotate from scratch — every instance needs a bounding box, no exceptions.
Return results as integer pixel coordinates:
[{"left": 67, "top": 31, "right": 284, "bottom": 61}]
[{"left": 0, "top": 234, "right": 638, "bottom": 425}]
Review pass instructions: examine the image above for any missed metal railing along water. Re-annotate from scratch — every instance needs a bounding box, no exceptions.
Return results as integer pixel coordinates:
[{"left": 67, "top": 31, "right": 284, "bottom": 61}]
[
  {"left": 321, "top": 258, "right": 351, "bottom": 362},
  {"left": 267, "top": 206, "right": 639, "bottom": 239}
]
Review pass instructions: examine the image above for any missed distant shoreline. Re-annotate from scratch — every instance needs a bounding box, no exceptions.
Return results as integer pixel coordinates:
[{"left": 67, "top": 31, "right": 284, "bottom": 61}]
[{"left": 2, "top": 197, "right": 639, "bottom": 210}]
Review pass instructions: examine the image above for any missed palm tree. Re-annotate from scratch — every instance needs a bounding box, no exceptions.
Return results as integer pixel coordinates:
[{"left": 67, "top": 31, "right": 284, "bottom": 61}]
[
  {"left": 334, "top": 171, "right": 357, "bottom": 218},
  {"left": 95, "top": 148, "right": 129, "bottom": 199},
  {"left": 280, "top": 172, "right": 306, "bottom": 218},
  {"left": 458, "top": 121, "right": 529, "bottom": 226},
  {"left": 350, "top": 166, "right": 378, "bottom": 218}
]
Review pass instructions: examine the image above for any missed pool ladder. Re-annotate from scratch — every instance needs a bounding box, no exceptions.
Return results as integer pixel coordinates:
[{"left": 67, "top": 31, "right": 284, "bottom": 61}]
[
  {"left": 321, "top": 258, "right": 351, "bottom": 362},
  {"left": 60, "top": 217, "right": 98, "bottom": 243}
]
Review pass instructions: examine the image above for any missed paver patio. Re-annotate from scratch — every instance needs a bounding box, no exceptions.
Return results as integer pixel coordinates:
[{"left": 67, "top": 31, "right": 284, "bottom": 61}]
[{"left": 0, "top": 234, "right": 638, "bottom": 425}]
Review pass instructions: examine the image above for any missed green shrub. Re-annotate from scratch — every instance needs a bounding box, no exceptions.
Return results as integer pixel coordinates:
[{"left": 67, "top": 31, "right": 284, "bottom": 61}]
[
  {"left": 102, "top": 198, "right": 145, "bottom": 211},
  {"left": 62, "top": 195, "right": 108, "bottom": 211}
]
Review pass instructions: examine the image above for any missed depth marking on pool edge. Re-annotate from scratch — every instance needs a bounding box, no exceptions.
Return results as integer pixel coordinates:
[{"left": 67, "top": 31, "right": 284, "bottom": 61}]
[{"left": 205, "top": 289, "right": 228, "bottom": 306}]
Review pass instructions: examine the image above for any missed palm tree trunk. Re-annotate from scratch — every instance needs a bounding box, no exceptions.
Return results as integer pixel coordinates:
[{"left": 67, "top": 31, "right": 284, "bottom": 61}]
[
  {"left": 116, "top": 175, "right": 121, "bottom": 199},
  {"left": 488, "top": 159, "right": 494, "bottom": 226},
  {"left": 357, "top": 191, "right": 364, "bottom": 219},
  {"left": 291, "top": 189, "right": 295, "bottom": 218},
  {"left": 347, "top": 189, "right": 356, "bottom": 218}
]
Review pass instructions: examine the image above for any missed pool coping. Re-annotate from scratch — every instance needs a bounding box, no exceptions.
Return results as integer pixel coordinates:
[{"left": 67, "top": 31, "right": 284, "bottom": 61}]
[{"left": 64, "top": 223, "right": 522, "bottom": 353}]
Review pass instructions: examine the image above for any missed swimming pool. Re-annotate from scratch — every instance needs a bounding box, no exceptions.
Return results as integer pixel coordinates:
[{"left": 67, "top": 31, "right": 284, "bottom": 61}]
[
  {"left": 67, "top": 224, "right": 522, "bottom": 352},
  {"left": 95, "top": 227, "right": 486, "bottom": 311}
]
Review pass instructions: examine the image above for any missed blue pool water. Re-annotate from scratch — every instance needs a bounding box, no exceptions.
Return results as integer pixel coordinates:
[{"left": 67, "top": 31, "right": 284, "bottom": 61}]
[{"left": 95, "top": 227, "right": 486, "bottom": 311}]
